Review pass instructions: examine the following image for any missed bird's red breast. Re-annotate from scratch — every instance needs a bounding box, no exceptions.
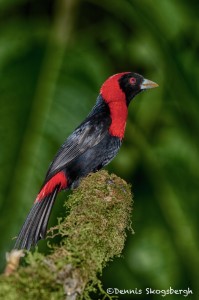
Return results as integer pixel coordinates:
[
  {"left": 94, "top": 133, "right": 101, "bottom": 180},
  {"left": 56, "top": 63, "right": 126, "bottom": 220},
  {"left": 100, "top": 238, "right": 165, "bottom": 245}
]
[{"left": 100, "top": 73, "right": 129, "bottom": 139}]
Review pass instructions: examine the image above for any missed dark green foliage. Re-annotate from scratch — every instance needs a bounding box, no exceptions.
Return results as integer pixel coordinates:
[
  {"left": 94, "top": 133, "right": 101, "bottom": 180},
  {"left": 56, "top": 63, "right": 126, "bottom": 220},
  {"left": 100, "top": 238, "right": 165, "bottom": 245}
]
[{"left": 0, "top": 0, "right": 198, "bottom": 299}]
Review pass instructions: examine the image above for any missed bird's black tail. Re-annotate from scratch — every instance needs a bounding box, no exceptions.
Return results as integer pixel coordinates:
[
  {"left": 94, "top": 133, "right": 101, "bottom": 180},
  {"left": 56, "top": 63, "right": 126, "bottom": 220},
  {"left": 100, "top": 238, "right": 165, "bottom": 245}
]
[{"left": 14, "top": 186, "right": 59, "bottom": 250}]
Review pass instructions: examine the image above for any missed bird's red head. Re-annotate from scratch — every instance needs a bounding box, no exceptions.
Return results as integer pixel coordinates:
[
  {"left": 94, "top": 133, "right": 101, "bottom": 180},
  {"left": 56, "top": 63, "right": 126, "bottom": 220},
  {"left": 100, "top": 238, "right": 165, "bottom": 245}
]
[
  {"left": 100, "top": 72, "right": 158, "bottom": 139},
  {"left": 100, "top": 72, "right": 158, "bottom": 106}
]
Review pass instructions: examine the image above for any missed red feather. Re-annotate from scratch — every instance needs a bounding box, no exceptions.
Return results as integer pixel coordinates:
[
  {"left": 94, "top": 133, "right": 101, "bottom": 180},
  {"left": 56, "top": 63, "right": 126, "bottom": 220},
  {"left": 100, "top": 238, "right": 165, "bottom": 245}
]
[
  {"left": 35, "top": 171, "right": 67, "bottom": 202},
  {"left": 108, "top": 101, "right": 128, "bottom": 139},
  {"left": 100, "top": 72, "right": 129, "bottom": 139}
]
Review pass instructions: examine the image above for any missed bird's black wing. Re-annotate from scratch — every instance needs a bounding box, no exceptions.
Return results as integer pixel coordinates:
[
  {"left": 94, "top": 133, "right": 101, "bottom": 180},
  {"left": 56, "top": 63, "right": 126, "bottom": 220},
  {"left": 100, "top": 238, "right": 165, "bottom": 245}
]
[{"left": 45, "top": 99, "right": 111, "bottom": 180}]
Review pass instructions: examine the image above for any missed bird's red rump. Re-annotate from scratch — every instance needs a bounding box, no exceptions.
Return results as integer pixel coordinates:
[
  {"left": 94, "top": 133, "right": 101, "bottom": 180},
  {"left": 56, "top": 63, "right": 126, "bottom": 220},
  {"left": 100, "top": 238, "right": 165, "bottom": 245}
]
[{"left": 35, "top": 171, "right": 67, "bottom": 202}]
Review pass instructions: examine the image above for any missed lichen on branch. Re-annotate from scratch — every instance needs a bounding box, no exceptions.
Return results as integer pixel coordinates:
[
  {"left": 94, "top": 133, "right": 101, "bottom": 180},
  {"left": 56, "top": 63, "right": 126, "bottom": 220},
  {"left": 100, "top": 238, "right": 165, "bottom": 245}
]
[{"left": 0, "top": 170, "right": 133, "bottom": 300}]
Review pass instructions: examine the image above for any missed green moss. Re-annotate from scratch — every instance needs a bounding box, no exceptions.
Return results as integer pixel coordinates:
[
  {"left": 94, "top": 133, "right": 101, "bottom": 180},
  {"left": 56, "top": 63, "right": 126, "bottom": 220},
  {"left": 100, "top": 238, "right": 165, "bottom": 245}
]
[{"left": 0, "top": 171, "right": 133, "bottom": 300}]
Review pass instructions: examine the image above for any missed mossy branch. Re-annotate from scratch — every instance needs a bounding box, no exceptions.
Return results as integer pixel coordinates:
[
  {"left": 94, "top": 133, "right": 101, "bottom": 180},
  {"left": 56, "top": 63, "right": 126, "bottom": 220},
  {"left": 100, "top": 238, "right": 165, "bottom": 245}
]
[{"left": 0, "top": 171, "right": 133, "bottom": 300}]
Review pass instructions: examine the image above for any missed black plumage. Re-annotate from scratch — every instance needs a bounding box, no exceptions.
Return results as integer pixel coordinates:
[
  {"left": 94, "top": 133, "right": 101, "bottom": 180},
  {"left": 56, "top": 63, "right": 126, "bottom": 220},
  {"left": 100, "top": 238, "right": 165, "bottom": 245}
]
[{"left": 14, "top": 72, "right": 158, "bottom": 250}]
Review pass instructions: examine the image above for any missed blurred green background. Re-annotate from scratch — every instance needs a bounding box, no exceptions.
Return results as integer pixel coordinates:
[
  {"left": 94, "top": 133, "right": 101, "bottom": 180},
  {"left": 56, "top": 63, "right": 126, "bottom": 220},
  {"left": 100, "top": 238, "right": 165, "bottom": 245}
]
[{"left": 0, "top": 0, "right": 198, "bottom": 298}]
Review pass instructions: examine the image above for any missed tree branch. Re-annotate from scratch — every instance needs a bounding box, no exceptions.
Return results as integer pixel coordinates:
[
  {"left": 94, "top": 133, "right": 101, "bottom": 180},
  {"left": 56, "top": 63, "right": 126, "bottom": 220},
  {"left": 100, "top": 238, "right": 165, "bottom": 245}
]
[{"left": 0, "top": 170, "right": 133, "bottom": 300}]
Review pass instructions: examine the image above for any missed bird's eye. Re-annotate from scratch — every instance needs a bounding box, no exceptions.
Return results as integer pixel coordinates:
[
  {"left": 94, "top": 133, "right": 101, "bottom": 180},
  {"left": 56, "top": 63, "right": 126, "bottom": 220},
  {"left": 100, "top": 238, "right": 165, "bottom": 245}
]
[{"left": 129, "top": 77, "right": 136, "bottom": 85}]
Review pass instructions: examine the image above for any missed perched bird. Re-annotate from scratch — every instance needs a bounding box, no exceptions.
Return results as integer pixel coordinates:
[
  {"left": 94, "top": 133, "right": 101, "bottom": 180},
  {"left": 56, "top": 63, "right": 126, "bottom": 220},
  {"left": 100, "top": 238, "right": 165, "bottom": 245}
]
[{"left": 14, "top": 72, "right": 158, "bottom": 250}]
